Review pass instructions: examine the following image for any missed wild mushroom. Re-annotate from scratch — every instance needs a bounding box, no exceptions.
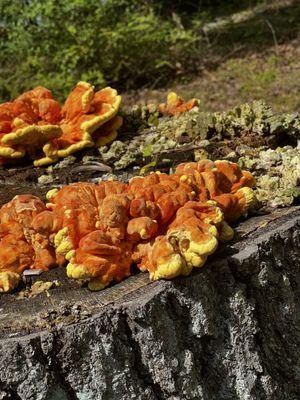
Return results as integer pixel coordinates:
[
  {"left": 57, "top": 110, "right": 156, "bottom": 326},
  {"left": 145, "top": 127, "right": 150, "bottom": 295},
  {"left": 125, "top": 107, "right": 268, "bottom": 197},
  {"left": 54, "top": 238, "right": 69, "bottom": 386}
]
[
  {"left": 126, "top": 216, "right": 158, "bottom": 242},
  {"left": 92, "top": 115, "right": 123, "bottom": 147},
  {"left": 158, "top": 92, "right": 199, "bottom": 116},
  {"left": 135, "top": 201, "right": 223, "bottom": 280},
  {"left": 66, "top": 230, "right": 132, "bottom": 291},
  {"left": 0, "top": 159, "right": 256, "bottom": 292},
  {"left": 0, "top": 195, "right": 61, "bottom": 292},
  {"left": 0, "top": 87, "right": 61, "bottom": 162},
  {"left": 213, "top": 188, "right": 256, "bottom": 222},
  {"left": 34, "top": 83, "right": 122, "bottom": 166},
  {"left": 0, "top": 82, "right": 123, "bottom": 166},
  {"left": 47, "top": 181, "right": 129, "bottom": 262}
]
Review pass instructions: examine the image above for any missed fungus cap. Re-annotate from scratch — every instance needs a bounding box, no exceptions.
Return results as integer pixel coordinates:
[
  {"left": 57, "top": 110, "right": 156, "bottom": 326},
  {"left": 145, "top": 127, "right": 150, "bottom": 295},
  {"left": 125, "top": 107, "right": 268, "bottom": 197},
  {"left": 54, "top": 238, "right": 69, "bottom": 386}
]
[{"left": 158, "top": 92, "right": 199, "bottom": 116}]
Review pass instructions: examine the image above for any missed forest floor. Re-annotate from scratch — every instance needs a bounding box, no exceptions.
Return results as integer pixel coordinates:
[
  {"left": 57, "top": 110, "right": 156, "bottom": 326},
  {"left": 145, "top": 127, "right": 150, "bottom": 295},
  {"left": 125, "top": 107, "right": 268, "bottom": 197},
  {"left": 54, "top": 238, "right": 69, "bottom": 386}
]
[{"left": 123, "top": 0, "right": 300, "bottom": 113}]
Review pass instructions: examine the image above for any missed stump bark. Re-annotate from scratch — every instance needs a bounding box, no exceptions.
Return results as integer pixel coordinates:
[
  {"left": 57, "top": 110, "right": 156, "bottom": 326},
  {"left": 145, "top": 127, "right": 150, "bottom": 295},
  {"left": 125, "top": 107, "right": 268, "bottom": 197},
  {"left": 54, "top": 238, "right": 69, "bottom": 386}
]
[{"left": 0, "top": 207, "right": 299, "bottom": 400}]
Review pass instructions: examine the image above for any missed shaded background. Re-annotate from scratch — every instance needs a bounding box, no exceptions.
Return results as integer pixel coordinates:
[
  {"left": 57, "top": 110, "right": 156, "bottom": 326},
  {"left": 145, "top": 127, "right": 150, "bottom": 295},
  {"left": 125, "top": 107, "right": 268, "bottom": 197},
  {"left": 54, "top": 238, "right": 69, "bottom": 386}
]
[{"left": 0, "top": 0, "right": 299, "bottom": 112}]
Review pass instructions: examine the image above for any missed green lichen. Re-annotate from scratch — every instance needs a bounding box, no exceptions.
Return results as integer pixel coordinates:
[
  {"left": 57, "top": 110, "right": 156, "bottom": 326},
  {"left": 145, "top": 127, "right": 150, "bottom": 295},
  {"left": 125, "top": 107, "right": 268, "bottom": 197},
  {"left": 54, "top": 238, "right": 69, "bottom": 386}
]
[
  {"left": 238, "top": 146, "right": 300, "bottom": 207},
  {"left": 100, "top": 101, "right": 300, "bottom": 204},
  {"left": 99, "top": 130, "right": 178, "bottom": 170},
  {"left": 120, "top": 100, "right": 300, "bottom": 144}
]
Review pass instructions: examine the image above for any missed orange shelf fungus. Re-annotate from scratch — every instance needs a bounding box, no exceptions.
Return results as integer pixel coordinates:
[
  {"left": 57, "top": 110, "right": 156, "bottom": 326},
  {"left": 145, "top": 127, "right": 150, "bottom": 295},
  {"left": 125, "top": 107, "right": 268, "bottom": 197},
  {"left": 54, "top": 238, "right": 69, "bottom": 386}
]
[
  {"left": 0, "top": 82, "right": 123, "bottom": 166},
  {"left": 0, "top": 88, "right": 61, "bottom": 162},
  {"left": 0, "top": 195, "right": 62, "bottom": 292},
  {"left": 35, "top": 83, "right": 122, "bottom": 166},
  {"left": 134, "top": 201, "right": 223, "bottom": 280},
  {"left": 158, "top": 92, "right": 199, "bottom": 116},
  {"left": 0, "top": 160, "right": 256, "bottom": 293},
  {"left": 127, "top": 216, "right": 158, "bottom": 242},
  {"left": 66, "top": 231, "right": 133, "bottom": 291},
  {"left": 92, "top": 115, "right": 123, "bottom": 147}
]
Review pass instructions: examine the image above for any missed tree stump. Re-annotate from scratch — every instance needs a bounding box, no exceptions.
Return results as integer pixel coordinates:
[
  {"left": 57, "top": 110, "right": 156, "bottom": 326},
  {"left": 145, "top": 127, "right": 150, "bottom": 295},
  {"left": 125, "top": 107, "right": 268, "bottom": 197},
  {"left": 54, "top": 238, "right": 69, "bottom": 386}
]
[{"left": 0, "top": 207, "right": 299, "bottom": 400}]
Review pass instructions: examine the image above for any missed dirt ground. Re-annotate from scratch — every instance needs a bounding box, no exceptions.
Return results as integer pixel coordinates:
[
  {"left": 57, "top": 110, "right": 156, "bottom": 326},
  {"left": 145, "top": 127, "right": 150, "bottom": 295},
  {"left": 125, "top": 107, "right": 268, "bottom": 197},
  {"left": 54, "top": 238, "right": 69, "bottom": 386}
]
[
  {"left": 123, "top": 37, "right": 300, "bottom": 113},
  {"left": 123, "top": 0, "right": 300, "bottom": 114}
]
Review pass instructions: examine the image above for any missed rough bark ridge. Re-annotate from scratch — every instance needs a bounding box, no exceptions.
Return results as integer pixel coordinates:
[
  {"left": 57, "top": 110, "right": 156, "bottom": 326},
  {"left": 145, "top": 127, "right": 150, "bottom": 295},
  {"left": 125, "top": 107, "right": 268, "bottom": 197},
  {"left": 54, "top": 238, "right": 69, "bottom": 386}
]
[{"left": 0, "top": 208, "right": 299, "bottom": 400}]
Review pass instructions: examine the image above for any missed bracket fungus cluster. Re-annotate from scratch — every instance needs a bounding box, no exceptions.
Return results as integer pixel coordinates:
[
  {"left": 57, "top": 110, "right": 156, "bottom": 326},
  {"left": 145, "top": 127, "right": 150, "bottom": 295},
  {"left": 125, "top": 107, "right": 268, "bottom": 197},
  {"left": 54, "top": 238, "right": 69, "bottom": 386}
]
[
  {"left": 0, "top": 159, "right": 256, "bottom": 293},
  {"left": 158, "top": 92, "right": 199, "bottom": 116},
  {"left": 0, "top": 82, "right": 122, "bottom": 166}
]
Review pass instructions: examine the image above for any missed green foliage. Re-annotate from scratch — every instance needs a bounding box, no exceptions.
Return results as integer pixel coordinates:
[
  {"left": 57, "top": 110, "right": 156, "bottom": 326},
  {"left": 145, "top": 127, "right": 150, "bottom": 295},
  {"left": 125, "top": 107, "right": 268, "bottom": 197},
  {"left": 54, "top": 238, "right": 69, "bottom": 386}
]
[
  {"left": 0, "top": 0, "right": 200, "bottom": 102},
  {"left": 1, "top": 0, "right": 297, "bottom": 103}
]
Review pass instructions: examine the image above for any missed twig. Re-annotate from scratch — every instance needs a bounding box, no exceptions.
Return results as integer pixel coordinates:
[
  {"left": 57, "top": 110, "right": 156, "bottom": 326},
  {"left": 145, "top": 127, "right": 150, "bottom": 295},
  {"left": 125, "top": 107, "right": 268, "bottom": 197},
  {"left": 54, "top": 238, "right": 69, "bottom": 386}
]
[
  {"left": 71, "top": 164, "right": 112, "bottom": 174},
  {"left": 264, "top": 18, "right": 279, "bottom": 56}
]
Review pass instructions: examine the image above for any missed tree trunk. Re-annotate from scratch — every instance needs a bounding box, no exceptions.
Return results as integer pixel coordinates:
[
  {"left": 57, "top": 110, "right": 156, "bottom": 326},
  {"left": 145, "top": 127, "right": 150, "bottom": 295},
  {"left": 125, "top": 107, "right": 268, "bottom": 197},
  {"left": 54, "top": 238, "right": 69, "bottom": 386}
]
[{"left": 0, "top": 207, "right": 299, "bottom": 400}]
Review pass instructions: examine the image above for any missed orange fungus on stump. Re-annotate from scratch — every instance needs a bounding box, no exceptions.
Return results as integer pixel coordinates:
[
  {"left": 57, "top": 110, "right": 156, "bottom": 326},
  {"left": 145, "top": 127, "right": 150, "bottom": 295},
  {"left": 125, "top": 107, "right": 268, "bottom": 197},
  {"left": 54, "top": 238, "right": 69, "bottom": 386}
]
[
  {"left": 0, "top": 82, "right": 123, "bottom": 166},
  {"left": 0, "top": 160, "right": 256, "bottom": 293},
  {"left": 158, "top": 92, "right": 199, "bottom": 116}
]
